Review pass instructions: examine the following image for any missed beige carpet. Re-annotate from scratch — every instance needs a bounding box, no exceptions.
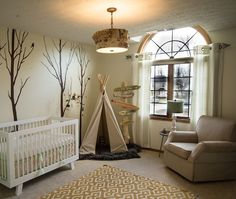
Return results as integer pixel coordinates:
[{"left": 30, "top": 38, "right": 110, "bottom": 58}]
[{"left": 39, "top": 164, "right": 196, "bottom": 199}]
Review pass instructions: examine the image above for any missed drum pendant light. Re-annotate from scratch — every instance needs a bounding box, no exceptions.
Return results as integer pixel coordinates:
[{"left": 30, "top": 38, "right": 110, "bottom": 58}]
[{"left": 92, "top": 7, "right": 129, "bottom": 54}]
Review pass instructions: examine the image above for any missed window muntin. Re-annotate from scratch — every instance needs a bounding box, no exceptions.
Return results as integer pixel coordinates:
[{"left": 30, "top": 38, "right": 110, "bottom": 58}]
[{"left": 143, "top": 27, "right": 207, "bottom": 119}]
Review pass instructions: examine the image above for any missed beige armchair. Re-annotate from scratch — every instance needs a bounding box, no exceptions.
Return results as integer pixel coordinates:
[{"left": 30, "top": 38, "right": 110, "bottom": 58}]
[{"left": 164, "top": 115, "right": 236, "bottom": 182}]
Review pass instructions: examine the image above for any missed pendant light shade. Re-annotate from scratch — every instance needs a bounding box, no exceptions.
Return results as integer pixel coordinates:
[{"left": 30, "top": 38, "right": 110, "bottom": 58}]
[{"left": 92, "top": 7, "right": 129, "bottom": 54}]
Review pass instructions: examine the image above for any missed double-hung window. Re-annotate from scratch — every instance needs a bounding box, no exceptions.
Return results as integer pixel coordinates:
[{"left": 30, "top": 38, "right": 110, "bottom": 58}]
[{"left": 150, "top": 60, "right": 193, "bottom": 119}]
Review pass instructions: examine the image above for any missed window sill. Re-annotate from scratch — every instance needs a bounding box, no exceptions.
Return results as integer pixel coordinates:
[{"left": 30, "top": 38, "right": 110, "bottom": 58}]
[{"left": 149, "top": 115, "right": 190, "bottom": 123}]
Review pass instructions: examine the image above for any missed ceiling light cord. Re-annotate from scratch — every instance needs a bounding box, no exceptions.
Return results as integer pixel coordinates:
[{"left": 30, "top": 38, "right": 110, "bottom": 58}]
[
  {"left": 111, "top": 11, "right": 114, "bottom": 29},
  {"left": 107, "top": 7, "right": 117, "bottom": 29}
]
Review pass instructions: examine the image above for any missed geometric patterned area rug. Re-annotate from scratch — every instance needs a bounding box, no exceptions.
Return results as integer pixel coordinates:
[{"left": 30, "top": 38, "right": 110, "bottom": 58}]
[{"left": 39, "top": 165, "right": 197, "bottom": 199}]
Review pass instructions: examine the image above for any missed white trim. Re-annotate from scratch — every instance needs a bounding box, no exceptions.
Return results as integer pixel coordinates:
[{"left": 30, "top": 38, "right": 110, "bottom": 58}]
[{"left": 153, "top": 57, "right": 193, "bottom": 65}]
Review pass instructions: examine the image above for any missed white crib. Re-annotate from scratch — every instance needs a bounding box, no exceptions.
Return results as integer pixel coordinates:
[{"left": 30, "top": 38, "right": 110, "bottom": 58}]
[{"left": 0, "top": 116, "right": 79, "bottom": 196}]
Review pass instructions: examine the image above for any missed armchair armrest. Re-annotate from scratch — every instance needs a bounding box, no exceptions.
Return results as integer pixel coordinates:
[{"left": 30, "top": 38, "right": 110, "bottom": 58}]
[
  {"left": 165, "top": 131, "right": 198, "bottom": 144},
  {"left": 189, "top": 141, "right": 236, "bottom": 161}
]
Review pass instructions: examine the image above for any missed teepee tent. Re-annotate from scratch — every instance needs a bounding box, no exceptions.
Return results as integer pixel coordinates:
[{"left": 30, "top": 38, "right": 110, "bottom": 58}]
[{"left": 80, "top": 74, "right": 128, "bottom": 154}]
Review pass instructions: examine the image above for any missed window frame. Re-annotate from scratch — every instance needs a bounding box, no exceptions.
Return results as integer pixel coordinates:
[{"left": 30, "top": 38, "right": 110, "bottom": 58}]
[{"left": 138, "top": 26, "right": 211, "bottom": 122}]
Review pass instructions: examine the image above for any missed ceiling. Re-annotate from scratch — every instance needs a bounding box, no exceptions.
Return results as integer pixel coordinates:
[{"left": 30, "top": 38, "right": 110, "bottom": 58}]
[{"left": 0, "top": 0, "right": 236, "bottom": 44}]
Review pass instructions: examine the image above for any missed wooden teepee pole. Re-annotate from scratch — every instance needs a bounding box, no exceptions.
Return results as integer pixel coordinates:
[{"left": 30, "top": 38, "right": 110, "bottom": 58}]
[{"left": 97, "top": 74, "right": 110, "bottom": 94}]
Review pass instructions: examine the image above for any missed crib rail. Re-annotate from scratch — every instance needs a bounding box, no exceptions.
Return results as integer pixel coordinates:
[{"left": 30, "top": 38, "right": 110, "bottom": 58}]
[{"left": 0, "top": 116, "right": 50, "bottom": 133}]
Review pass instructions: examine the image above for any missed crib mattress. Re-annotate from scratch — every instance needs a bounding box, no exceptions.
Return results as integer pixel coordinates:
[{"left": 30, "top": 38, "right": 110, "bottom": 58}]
[{"left": 0, "top": 133, "right": 76, "bottom": 179}]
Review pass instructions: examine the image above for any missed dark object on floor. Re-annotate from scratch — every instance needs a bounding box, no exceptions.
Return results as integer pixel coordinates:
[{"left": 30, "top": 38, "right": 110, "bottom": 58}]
[{"left": 79, "top": 144, "right": 141, "bottom": 160}]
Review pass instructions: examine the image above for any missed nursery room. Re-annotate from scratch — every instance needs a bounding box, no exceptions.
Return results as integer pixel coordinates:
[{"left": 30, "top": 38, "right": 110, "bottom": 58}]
[{"left": 0, "top": 0, "right": 236, "bottom": 198}]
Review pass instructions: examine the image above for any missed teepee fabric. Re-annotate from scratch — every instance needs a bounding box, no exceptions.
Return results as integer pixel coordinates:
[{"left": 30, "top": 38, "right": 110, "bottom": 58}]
[{"left": 80, "top": 90, "right": 128, "bottom": 154}]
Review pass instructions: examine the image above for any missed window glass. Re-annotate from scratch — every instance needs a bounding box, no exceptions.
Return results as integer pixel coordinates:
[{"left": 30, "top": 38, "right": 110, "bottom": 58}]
[
  {"left": 150, "top": 65, "right": 168, "bottom": 115},
  {"left": 174, "top": 63, "right": 192, "bottom": 117}
]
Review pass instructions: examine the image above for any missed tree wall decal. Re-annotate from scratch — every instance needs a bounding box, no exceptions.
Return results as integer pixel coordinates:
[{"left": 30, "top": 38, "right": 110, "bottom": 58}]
[
  {"left": 42, "top": 37, "right": 75, "bottom": 117},
  {"left": 75, "top": 45, "right": 90, "bottom": 146},
  {"left": 0, "top": 28, "right": 34, "bottom": 121}
]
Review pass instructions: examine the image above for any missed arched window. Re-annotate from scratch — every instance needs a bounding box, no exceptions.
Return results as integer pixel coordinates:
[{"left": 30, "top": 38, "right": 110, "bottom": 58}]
[{"left": 139, "top": 27, "right": 210, "bottom": 120}]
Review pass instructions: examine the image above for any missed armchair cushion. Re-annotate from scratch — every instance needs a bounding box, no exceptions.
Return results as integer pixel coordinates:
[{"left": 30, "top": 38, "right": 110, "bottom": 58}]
[{"left": 165, "top": 142, "right": 197, "bottom": 159}]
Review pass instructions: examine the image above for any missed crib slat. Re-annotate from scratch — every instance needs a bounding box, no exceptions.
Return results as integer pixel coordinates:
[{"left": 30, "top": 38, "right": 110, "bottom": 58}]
[
  {"left": 66, "top": 126, "right": 69, "bottom": 158},
  {"left": 26, "top": 135, "right": 29, "bottom": 175},
  {"left": 70, "top": 125, "right": 72, "bottom": 156},
  {"left": 4, "top": 137, "right": 7, "bottom": 179},
  {"left": 44, "top": 131, "right": 46, "bottom": 167},
  {"left": 21, "top": 135, "right": 25, "bottom": 177},
  {"left": 65, "top": 126, "right": 67, "bottom": 159},
  {"left": 41, "top": 131, "right": 43, "bottom": 169},
  {"left": 5, "top": 137, "right": 7, "bottom": 178},
  {"left": 70, "top": 126, "right": 75, "bottom": 156},
  {"left": 43, "top": 130, "right": 46, "bottom": 168},
  {"left": 59, "top": 126, "right": 62, "bottom": 162},
  {"left": 39, "top": 131, "right": 42, "bottom": 169},
  {"left": 42, "top": 131, "right": 45, "bottom": 168},
  {"left": 30, "top": 133, "right": 32, "bottom": 173},
  {"left": 73, "top": 124, "right": 75, "bottom": 156},
  {"left": 63, "top": 126, "right": 66, "bottom": 160},
  {"left": 34, "top": 133, "right": 37, "bottom": 172},
  {"left": 73, "top": 124, "right": 75, "bottom": 155},
  {"left": 69, "top": 125, "right": 71, "bottom": 157},
  {"left": 54, "top": 127, "right": 56, "bottom": 163},
  {"left": 71, "top": 125, "right": 73, "bottom": 157},
  {"left": 2, "top": 137, "right": 6, "bottom": 179},
  {"left": 37, "top": 132, "right": 40, "bottom": 170},
  {"left": 47, "top": 129, "right": 49, "bottom": 165},
  {"left": 70, "top": 127, "right": 72, "bottom": 157},
  {"left": 51, "top": 128, "right": 53, "bottom": 165},
  {"left": 57, "top": 127, "right": 60, "bottom": 162},
  {"left": 16, "top": 136, "right": 20, "bottom": 178},
  {"left": 69, "top": 125, "right": 72, "bottom": 157},
  {"left": 0, "top": 137, "right": 2, "bottom": 178}
]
